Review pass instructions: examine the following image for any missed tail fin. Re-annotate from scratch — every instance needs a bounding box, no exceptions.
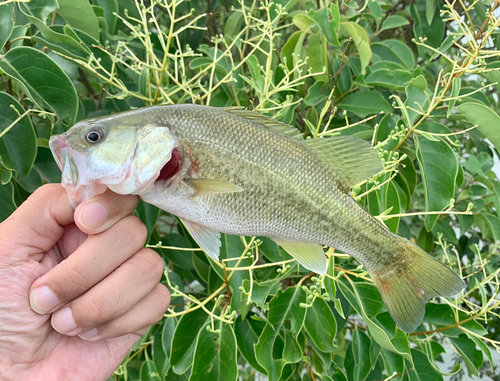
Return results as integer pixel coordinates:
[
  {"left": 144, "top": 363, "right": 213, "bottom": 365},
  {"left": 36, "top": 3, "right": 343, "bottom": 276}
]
[{"left": 370, "top": 241, "right": 465, "bottom": 333}]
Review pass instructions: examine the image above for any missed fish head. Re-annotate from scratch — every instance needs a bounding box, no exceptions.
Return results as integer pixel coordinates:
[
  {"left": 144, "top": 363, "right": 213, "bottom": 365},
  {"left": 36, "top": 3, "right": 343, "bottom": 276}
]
[{"left": 49, "top": 116, "right": 177, "bottom": 207}]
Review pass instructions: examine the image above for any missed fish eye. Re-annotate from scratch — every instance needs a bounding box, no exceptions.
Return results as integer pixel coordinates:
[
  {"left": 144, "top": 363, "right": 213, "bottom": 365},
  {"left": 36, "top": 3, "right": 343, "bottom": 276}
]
[{"left": 85, "top": 128, "right": 104, "bottom": 144}]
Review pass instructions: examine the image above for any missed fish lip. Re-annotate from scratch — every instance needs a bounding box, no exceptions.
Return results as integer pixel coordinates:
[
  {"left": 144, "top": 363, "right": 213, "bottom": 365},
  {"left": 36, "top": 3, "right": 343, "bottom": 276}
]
[{"left": 49, "top": 134, "right": 67, "bottom": 171}]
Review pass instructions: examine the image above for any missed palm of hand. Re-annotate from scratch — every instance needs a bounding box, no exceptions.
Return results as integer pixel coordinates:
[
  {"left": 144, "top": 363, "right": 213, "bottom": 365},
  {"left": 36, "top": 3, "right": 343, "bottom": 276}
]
[{"left": 0, "top": 224, "right": 138, "bottom": 381}]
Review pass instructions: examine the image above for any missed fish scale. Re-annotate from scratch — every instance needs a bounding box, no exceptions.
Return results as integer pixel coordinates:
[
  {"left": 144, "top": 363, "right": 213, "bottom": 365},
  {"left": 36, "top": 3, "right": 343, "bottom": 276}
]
[{"left": 50, "top": 103, "right": 465, "bottom": 332}]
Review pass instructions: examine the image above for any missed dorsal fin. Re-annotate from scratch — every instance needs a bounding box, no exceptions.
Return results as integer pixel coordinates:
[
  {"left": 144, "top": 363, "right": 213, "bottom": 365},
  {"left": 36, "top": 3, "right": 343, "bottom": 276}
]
[
  {"left": 222, "top": 107, "right": 304, "bottom": 140},
  {"left": 305, "top": 135, "right": 383, "bottom": 189},
  {"left": 222, "top": 107, "right": 382, "bottom": 189}
]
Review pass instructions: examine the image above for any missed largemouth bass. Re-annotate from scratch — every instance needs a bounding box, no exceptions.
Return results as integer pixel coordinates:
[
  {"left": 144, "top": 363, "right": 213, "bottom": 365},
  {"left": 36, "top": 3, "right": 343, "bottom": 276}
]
[{"left": 49, "top": 104, "right": 464, "bottom": 332}]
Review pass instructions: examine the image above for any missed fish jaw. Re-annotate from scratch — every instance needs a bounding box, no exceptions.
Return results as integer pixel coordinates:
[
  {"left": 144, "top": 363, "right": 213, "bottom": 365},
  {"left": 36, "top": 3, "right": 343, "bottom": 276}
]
[{"left": 49, "top": 134, "right": 107, "bottom": 207}]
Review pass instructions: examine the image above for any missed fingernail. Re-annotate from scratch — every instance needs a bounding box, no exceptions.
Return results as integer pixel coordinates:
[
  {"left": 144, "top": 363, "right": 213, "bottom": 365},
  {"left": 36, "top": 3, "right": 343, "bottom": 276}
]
[
  {"left": 78, "top": 202, "right": 108, "bottom": 230},
  {"left": 79, "top": 328, "right": 99, "bottom": 341},
  {"left": 51, "top": 307, "right": 77, "bottom": 334},
  {"left": 30, "top": 286, "right": 60, "bottom": 314}
]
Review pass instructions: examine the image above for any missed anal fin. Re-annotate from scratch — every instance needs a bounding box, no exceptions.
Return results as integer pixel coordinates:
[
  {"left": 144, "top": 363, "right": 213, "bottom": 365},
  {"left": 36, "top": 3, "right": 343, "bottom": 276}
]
[
  {"left": 182, "top": 219, "right": 221, "bottom": 261},
  {"left": 274, "top": 240, "right": 327, "bottom": 274}
]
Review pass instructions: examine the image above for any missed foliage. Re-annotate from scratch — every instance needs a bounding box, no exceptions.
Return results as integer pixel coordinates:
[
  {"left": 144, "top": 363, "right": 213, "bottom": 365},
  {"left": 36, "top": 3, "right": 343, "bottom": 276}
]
[{"left": 1, "top": 0, "right": 500, "bottom": 380}]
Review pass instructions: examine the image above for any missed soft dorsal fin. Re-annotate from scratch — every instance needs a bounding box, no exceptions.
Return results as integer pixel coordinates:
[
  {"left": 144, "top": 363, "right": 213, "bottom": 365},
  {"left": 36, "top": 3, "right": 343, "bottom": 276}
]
[
  {"left": 274, "top": 240, "right": 327, "bottom": 274},
  {"left": 181, "top": 219, "right": 221, "bottom": 260},
  {"left": 305, "top": 135, "right": 383, "bottom": 189},
  {"left": 185, "top": 178, "right": 244, "bottom": 196},
  {"left": 222, "top": 107, "right": 304, "bottom": 140}
]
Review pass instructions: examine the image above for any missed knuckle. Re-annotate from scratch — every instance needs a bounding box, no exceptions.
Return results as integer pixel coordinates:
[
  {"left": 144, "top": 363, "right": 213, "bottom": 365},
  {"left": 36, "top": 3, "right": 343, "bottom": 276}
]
[
  {"left": 83, "top": 297, "right": 111, "bottom": 326},
  {"left": 55, "top": 266, "right": 92, "bottom": 300},
  {"left": 31, "top": 184, "right": 61, "bottom": 202},
  {"left": 132, "top": 249, "right": 164, "bottom": 284},
  {"left": 156, "top": 284, "right": 171, "bottom": 314},
  {"left": 123, "top": 216, "right": 148, "bottom": 246},
  {"left": 112, "top": 216, "right": 147, "bottom": 249}
]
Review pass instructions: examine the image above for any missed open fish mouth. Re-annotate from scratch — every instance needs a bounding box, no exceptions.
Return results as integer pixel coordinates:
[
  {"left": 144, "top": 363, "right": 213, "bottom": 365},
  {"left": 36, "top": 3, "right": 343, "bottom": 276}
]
[{"left": 49, "top": 134, "right": 107, "bottom": 207}]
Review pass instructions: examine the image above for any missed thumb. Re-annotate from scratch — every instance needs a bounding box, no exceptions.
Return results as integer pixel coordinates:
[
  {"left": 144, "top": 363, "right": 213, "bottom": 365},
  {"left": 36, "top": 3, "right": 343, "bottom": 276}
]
[{"left": 0, "top": 184, "right": 74, "bottom": 256}]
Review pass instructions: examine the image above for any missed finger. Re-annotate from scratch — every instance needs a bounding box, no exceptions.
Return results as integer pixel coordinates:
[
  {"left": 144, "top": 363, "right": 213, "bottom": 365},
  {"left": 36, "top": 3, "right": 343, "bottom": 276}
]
[
  {"left": 29, "top": 215, "right": 147, "bottom": 315},
  {"left": 0, "top": 184, "right": 73, "bottom": 256},
  {"left": 74, "top": 189, "right": 139, "bottom": 235},
  {"left": 77, "top": 284, "right": 171, "bottom": 341},
  {"left": 50, "top": 248, "right": 164, "bottom": 335}
]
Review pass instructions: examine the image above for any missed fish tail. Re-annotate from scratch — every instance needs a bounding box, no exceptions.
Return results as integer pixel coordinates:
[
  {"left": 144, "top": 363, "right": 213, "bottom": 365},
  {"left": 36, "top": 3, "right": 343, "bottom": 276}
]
[{"left": 370, "top": 240, "right": 465, "bottom": 333}]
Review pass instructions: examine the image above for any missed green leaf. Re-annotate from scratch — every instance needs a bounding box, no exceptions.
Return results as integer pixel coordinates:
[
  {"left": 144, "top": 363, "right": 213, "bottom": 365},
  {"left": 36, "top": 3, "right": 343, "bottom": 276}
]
[
  {"left": 414, "top": 134, "right": 458, "bottom": 230},
  {"left": 0, "top": 181, "right": 16, "bottom": 222},
  {"left": 368, "top": 1, "right": 382, "bottom": 19},
  {"left": 153, "top": 325, "right": 168, "bottom": 377},
  {"left": 304, "top": 81, "right": 328, "bottom": 106},
  {"left": 304, "top": 297, "right": 337, "bottom": 352},
  {"left": 0, "top": 4, "right": 14, "bottom": 50},
  {"left": 426, "top": 0, "right": 437, "bottom": 25},
  {"left": 352, "top": 328, "right": 373, "bottom": 381},
  {"left": 339, "top": 90, "right": 392, "bottom": 118},
  {"left": 337, "top": 278, "right": 411, "bottom": 361},
  {"left": 382, "top": 181, "right": 401, "bottom": 233},
  {"left": 161, "top": 233, "right": 196, "bottom": 270},
  {"left": 365, "top": 69, "right": 412, "bottom": 90},
  {"left": 96, "top": 0, "right": 118, "bottom": 34},
  {"left": 135, "top": 201, "right": 161, "bottom": 242},
  {"left": 411, "top": 0, "right": 445, "bottom": 56},
  {"left": 423, "top": 304, "right": 487, "bottom": 337},
  {"left": 458, "top": 103, "right": 500, "bottom": 155},
  {"left": 0, "top": 92, "right": 37, "bottom": 180},
  {"left": 306, "top": 34, "right": 328, "bottom": 82},
  {"left": 18, "top": 146, "right": 61, "bottom": 192},
  {"left": 409, "top": 349, "right": 443, "bottom": 381},
  {"left": 234, "top": 315, "right": 266, "bottom": 373},
  {"left": 307, "top": 7, "right": 339, "bottom": 46},
  {"left": 405, "top": 85, "right": 429, "bottom": 126},
  {"left": 56, "top": 0, "right": 100, "bottom": 40},
  {"left": 0, "top": 47, "right": 78, "bottom": 125},
  {"left": 381, "top": 349, "right": 405, "bottom": 381},
  {"left": 406, "top": 74, "right": 427, "bottom": 91},
  {"left": 450, "top": 335, "right": 483, "bottom": 377},
  {"left": 254, "top": 287, "right": 306, "bottom": 381},
  {"left": 140, "top": 357, "right": 161, "bottom": 381},
  {"left": 340, "top": 22, "right": 371, "bottom": 74},
  {"left": 394, "top": 154, "right": 416, "bottom": 209},
  {"left": 372, "top": 40, "right": 415, "bottom": 70},
  {"left": 447, "top": 77, "right": 461, "bottom": 117},
  {"left": 281, "top": 31, "right": 303, "bottom": 71},
  {"left": 190, "top": 322, "right": 238, "bottom": 381},
  {"left": 24, "top": 0, "right": 59, "bottom": 20},
  {"left": 170, "top": 307, "right": 210, "bottom": 374},
  {"left": 380, "top": 16, "right": 410, "bottom": 32},
  {"left": 220, "top": 234, "right": 252, "bottom": 314},
  {"left": 292, "top": 13, "right": 315, "bottom": 32},
  {"left": 160, "top": 317, "right": 177, "bottom": 372}
]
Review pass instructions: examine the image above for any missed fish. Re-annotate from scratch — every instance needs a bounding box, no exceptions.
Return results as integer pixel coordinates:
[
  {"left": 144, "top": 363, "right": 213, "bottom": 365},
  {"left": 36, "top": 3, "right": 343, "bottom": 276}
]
[{"left": 49, "top": 104, "right": 465, "bottom": 332}]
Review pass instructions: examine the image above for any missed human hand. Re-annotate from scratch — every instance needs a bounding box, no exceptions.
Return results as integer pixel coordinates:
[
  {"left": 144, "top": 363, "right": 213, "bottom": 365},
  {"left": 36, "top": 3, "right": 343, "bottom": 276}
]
[{"left": 0, "top": 184, "right": 170, "bottom": 381}]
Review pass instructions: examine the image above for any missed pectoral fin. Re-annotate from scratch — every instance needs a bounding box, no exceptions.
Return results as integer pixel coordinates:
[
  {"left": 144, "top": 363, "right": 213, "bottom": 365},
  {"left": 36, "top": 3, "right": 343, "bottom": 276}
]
[
  {"left": 185, "top": 179, "right": 244, "bottom": 196},
  {"left": 275, "top": 240, "right": 327, "bottom": 274},
  {"left": 182, "top": 219, "right": 221, "bottom": 260}
]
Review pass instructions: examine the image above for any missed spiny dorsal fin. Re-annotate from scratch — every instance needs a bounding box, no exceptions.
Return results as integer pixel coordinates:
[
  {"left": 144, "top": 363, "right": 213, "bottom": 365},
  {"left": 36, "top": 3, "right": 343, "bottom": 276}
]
[
  {"left": 305, "top": 135, "right": 383, "bottom": 189},
  {"left": 185, "top": 178, "right": 244, "bottom": 196},
  {"left": 222, "top": 107, "right": 304, "bottom": 140}
]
